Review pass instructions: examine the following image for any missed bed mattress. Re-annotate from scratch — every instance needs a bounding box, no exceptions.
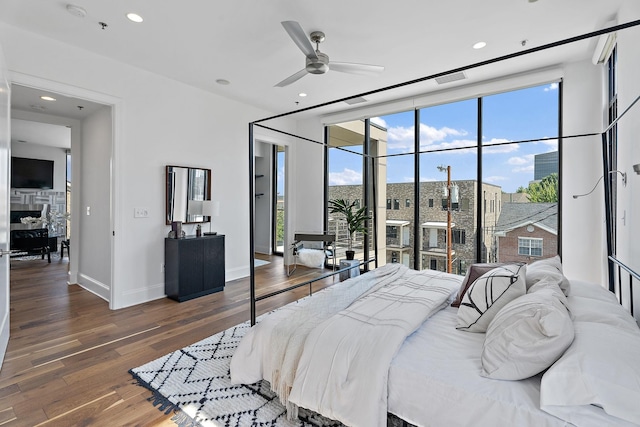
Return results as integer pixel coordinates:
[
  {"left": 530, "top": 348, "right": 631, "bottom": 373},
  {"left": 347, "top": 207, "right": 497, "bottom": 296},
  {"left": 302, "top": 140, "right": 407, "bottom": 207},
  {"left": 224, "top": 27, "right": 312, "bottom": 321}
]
[{"left": 388, "top": 307, "right": 567, "bottom": 427}]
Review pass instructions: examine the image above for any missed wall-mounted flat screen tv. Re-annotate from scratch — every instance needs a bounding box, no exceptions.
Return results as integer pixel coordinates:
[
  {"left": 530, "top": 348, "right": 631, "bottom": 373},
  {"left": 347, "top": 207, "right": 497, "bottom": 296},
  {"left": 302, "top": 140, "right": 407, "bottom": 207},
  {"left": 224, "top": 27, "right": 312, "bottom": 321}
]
[{"left": 11, "top": 157, "right": 54, "bottom": 189}]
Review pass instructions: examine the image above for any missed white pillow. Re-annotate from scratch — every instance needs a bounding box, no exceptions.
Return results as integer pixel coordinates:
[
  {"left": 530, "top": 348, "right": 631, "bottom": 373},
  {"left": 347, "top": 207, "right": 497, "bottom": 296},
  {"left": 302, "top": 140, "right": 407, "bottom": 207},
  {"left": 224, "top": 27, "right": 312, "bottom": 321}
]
[
  {"left": 568, "top": 279, "right": 619, "bottom": 304},
  {"left": 526, "top": 255, "right": 570, "bottom": 296},
  {"left": 541, "top": 322, "right": 640, "bottom": 426},
  {"left": 481, "top": 288, "right": 574, "bottom": 380},
  {"left": 457, "top": 264, "right": 526, "bottom": 333},
  {"left": 528, "top": 276, "right": 568, "bottom": 304},
  {"left": 567, "top": 295, "right": 639, "bottom": 332}
]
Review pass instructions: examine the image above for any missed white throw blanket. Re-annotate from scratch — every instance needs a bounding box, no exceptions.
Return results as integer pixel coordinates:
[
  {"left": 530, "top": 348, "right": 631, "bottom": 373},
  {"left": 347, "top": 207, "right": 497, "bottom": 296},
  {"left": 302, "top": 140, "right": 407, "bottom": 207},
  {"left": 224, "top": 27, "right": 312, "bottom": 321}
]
[
  {"left": 230, "top": 263, "right": 408, "bottom": 417},
  {"left": 288, "top": 267, "right": 461, "bottom": 427},
  {"left": 230, "top": 264, "right": 461, "bottom": 426}
]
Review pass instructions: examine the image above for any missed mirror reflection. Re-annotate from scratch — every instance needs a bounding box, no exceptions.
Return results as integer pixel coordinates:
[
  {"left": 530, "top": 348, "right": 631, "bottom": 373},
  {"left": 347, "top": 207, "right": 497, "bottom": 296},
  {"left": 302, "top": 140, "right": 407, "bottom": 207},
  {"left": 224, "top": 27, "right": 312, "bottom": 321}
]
[{"left": 166, "top": 165, "right": 211, "bottom": 224}]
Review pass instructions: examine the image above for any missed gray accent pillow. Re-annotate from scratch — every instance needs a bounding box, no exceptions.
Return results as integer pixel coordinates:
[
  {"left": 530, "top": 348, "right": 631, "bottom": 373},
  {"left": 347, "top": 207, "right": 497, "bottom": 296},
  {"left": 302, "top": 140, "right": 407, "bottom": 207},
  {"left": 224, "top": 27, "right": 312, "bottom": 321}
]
[
  {"left": 451, "top": 263, "right": 507, "bottom": 308},
  {"left": 456, "top": 263, "right": 526, "bottom": 333}
]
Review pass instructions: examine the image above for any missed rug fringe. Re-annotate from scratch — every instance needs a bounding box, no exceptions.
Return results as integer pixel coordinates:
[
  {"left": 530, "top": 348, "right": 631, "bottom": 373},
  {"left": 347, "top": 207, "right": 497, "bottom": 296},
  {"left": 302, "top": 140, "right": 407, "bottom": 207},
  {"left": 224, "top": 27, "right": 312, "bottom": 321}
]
[{"left": 129, "top": 369, "right": 201, "bottom": 425}]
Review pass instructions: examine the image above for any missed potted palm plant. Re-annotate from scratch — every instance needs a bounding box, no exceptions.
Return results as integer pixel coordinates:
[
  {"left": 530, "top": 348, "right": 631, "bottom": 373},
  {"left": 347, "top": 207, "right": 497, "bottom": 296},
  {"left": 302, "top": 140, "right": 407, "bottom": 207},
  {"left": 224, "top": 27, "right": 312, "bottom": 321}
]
[{"left": 328, "top": 198, "right": 370, "bottom": 260}]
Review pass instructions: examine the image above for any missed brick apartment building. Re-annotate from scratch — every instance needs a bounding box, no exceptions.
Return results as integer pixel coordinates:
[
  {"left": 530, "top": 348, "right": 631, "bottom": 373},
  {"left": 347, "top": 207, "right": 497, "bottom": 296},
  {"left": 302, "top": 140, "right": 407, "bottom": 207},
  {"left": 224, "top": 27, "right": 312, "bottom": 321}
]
[
  {"left": 494, "top": 202, "right": 558, "bottom": 263},
  {"left": 328, "top": 180, "right": 503, "bottom": 275}
]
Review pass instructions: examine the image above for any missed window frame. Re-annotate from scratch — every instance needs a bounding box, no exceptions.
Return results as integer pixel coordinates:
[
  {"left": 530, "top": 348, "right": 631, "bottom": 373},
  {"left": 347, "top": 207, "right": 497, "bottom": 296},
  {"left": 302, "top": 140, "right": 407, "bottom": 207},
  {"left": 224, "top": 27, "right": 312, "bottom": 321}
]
[{"left": 518, "top": 237, "right": 543, "bottom": 257}]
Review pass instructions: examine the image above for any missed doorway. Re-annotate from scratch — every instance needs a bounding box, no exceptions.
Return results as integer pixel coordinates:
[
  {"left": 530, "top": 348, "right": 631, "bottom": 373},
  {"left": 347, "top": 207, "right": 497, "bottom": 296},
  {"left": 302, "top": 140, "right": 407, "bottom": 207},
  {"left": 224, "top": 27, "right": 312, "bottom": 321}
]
[
  {"left": 254, "top": 140, "right": 288, "bottom": 267},
  {"left": 9, "top": 82, "right": 114, "bottom": 301},
  {"left": 272, "top": 145, "right": 285, "bottom": 255}
]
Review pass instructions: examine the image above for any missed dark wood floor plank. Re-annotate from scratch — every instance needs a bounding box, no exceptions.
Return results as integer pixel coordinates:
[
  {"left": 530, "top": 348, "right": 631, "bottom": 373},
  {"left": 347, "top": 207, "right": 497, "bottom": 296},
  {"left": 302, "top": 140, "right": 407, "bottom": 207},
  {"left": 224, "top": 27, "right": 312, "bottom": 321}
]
[{"left": 0, "top": 255, "right": 337, "bottom": 425}]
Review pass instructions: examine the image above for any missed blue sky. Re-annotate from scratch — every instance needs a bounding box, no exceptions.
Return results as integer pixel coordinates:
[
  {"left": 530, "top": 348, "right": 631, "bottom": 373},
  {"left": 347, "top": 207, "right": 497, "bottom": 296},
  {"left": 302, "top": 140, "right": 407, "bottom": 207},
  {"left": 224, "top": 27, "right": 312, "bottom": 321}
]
[{"left": 328, "top": 83, "right": 560, "bottom": 193}]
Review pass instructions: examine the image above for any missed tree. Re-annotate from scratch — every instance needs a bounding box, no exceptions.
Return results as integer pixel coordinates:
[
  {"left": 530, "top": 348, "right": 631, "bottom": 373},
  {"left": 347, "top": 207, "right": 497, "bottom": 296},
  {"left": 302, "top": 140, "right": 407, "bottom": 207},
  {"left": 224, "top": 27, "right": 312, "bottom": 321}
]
[{"left": 522, "top": 173, "right": 558, "bottom": 202}]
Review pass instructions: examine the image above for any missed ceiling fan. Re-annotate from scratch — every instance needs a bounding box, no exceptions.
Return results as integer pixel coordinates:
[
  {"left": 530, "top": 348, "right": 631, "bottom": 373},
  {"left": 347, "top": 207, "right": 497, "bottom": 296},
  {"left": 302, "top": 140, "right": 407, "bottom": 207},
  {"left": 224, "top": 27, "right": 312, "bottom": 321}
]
[{"left": 275, "top": 21, "right": 384, "bottom": 87}]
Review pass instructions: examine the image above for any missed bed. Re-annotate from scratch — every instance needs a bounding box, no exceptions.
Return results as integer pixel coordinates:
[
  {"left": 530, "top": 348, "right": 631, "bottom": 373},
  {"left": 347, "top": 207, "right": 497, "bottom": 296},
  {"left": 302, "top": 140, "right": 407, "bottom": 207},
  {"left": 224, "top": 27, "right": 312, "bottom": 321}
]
[{"left": 231, "top": 257, "right": 640, "bottom": 427}]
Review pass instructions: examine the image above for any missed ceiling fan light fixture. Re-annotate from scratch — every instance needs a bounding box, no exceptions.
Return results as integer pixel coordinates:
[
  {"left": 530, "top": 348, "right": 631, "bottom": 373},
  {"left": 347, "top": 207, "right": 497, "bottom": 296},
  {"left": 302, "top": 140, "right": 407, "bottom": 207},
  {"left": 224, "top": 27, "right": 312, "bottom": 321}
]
[
  {"left": 66, "top": 4, "right": 87, "bottom": 18},
  {"left": 126, "top": 12, "right": 144, "bottom": 23},
  {"left": 306, "top": 52, "right": 329, "bottom": 74}
]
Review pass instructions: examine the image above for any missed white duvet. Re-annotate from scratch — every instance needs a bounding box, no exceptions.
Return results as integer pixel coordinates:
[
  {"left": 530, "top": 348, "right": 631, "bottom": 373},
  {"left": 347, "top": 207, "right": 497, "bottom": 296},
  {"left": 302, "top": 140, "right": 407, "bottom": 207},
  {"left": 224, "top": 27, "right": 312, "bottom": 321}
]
[{"left": 230, "top": 264, "right": 461, "bottom": 427}]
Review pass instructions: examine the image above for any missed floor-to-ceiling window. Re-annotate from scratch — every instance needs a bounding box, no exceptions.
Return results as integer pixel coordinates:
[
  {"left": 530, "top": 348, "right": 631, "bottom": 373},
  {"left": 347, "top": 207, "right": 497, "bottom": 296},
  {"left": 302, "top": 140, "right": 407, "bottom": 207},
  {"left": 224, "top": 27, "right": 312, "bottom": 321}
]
[
  {"left": 273, "top": 145, "right": 285, "bottom": 254},
  {"left": 327, "top": 121, "right": 366, "bottom": 261},
  {"left": 419, "top": 99, "right": 478, "bottom": 274},
  {"left": 371, "top": 111, "right": 413, "bottom": 267},
  {"left": 325, "top": 82, "right": 561, "bottom": 273}
]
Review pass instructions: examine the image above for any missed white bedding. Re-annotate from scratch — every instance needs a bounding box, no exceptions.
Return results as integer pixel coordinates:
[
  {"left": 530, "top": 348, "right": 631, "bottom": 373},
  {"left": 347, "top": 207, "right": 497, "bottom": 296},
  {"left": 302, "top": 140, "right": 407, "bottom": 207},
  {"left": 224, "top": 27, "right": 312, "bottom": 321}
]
[
  {"left": 388, "top": 307, "right": 568, "bottom": 427},
  {"left": 232, "top": 266, "right": 638, "bottom": 427},
  {"left": 289, "top": 267, "right": 461, "bottom": 427},
  {"left": 230, "top": 263, "right": 411, "bottom": 416}
]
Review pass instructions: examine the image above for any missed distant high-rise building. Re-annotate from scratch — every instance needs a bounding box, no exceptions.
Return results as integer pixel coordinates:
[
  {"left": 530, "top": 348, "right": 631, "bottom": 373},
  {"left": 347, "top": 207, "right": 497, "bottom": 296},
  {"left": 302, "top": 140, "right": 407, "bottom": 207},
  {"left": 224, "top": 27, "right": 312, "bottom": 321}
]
[{"left": 534, "top": 151, "right": 558, "bottom": 181}]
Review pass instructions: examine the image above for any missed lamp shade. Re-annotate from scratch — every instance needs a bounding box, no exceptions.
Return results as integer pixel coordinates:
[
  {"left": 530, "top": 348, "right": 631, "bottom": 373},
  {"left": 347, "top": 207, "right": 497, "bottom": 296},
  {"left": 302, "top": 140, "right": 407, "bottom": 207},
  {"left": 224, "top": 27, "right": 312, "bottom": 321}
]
[
  {"left": 202, "top": 200, "right": 220, "bottom": 218},
  {"left": 187, "top": 199, "right": 203, "bottom": 215}
]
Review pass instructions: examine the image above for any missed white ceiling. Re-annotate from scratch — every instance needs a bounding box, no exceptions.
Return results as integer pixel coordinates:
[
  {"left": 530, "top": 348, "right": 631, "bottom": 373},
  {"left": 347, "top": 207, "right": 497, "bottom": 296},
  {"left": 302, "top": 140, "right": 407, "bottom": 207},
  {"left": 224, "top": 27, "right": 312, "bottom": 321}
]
[
  {"left": 11, "top": 119, "right": 70, "bottom": 149},
  {"left": 0, "top": 0, "right": 630, "bottom": 120}
]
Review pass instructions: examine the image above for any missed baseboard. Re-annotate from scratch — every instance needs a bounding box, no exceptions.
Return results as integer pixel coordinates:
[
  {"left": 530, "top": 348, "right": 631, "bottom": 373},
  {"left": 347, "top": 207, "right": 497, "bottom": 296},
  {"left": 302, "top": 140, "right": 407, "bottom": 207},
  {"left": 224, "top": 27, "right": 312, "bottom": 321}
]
[
  {"left": 226, "top": 266, "right": 249, "bottom": 282},
  {"left": 77, "top": 273, "right": 110, "bottom": 301},
  {"left": 111, "top": 282, "right": 166, "bottom": 309}
]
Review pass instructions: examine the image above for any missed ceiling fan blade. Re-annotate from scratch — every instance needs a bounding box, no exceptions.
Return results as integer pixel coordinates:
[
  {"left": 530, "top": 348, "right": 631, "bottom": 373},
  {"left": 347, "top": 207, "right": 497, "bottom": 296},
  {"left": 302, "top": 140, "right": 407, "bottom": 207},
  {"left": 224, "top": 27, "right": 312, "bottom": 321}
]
[
  {"left": 274, "top": 69, "right": 308, "bottom": 87},
  {"left": 281, "top": 21, "right": 318, "bottom": 60},
  {"left": 330, "top": 62, "right": 385, "bottom": 76}
]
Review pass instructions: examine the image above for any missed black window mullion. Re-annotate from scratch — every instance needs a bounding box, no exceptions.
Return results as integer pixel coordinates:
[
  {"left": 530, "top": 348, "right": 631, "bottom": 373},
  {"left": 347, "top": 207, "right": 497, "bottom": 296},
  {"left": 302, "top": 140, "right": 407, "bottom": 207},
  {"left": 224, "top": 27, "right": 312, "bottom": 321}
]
[{"left": 476, "top": 97, "right": 483, "bottom": 264}]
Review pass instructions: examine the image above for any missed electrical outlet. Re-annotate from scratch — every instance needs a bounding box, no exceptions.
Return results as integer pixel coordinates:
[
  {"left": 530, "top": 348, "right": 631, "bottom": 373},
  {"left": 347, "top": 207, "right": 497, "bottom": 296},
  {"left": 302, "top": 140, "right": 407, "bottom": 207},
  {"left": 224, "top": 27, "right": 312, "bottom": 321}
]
[
  {"left": 86, "top": 206, "right": 91, "bottom": 216},
  {"left": 161, "top": 263, "right": 165, "bottom": 273},
  {"left": 134, "top": 207, "right": 149, "bottom": 218}
]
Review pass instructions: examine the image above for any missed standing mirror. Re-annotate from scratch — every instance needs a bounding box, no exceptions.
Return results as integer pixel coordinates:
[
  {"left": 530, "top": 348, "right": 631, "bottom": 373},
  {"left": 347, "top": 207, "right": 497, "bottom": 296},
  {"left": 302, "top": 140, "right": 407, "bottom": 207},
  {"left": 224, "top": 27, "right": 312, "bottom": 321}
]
[{"left": 166, "top": 165, "right": 211, "bottom": 225}]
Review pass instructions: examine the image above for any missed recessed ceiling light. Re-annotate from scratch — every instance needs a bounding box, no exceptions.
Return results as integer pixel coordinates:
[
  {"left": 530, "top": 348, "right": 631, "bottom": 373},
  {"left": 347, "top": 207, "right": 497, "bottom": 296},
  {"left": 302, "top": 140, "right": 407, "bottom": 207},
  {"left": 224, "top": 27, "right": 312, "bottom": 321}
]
[
  {"left": 40, "top": 96, "right": 56, "bottom": 101},
  {"left": 126, "top": 12, "right": 144, "bottom": 23},
  {"left": 298, "top": 93, "right": 307, "bottom": 97},
  {"left": 66, "top": 4, "right": 87, "bottom": 18},
  {"left": 216, "top": 79, "right": 230, "bottom": 85},
  {"left": 473, "top": 41, "right": 487, "bottom": 49}
]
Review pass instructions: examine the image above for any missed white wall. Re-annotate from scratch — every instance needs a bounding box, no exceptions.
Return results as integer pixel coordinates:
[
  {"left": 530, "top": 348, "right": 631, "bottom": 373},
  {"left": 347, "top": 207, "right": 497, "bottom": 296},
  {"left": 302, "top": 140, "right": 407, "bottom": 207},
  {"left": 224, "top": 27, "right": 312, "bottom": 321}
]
[
  {"left": 0, "top": 22, "right": 294, "bottom": 309},
  {"left": 254, "top": 142, "right": 272, "bottom": 254},
  {"left": 78, "top": 106, "right": 111, "bottom": 299},
  {"left": 560, "top": 60, "right": 607, "bottom": 283}
]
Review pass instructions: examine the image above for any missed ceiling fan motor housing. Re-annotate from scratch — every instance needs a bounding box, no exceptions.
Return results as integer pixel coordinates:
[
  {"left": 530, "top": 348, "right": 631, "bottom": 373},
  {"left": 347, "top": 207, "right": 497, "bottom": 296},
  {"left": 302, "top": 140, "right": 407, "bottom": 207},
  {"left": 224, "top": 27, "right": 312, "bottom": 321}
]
[{"left": 306, "top": 52, "right": 329, "bottom": 74}]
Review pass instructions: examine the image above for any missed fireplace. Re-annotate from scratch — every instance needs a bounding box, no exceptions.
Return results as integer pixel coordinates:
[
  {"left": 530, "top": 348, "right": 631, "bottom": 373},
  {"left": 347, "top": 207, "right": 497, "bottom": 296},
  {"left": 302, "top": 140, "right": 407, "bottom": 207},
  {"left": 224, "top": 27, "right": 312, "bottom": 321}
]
[
  {"left": 10, "top": 203, "right": 46, "bottom": 234},
  {"left": 10, "top": 210, "right": 42, "bottom": 224}
]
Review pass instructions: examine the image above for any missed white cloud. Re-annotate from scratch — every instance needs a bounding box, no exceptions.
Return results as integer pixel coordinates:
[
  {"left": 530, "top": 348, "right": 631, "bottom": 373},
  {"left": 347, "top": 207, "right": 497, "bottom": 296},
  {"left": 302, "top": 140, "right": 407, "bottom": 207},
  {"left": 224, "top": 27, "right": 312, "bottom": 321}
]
[
  {"left": 370, "top": 117, "right": 387, "bottom": 128},
  {"left": 329, "top": 168, "right": 362, "bottom": 185},
  {"left": 485, "top": 175, "right": 509, "bottom": 182},
  {"left": 508, "top": 155, "right": 531, "bottom": 165},
  {"left": 513, "top": 165, "right": 535, "bottom": 173},
  {"left": 508, "top": 154, "right": 535, "bottom": 173},
  {"left": 544, "top": 83, "right": 559, "bottom": 92},
  {"left": 386, "top": 123, "right": 468, "bottom": 152},
  {"left": 483, "top": 138, "right": 518, "bottom": 154}
]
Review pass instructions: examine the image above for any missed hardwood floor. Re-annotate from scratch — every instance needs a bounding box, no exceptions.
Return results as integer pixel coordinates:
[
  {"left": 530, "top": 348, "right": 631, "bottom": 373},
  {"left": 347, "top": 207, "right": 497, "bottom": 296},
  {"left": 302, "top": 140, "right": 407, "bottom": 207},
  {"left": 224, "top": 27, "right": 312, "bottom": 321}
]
[{"left": 0, "top": 254, "right": 334, "bottom": 426}]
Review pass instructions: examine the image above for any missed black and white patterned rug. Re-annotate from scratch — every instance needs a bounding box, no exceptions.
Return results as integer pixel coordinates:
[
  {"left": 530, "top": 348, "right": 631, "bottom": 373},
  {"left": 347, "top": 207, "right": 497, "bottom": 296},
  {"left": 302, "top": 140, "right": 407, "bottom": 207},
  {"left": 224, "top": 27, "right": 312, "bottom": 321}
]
[{"left": 129, "top": 321, "right": 345, "bottom": 427}]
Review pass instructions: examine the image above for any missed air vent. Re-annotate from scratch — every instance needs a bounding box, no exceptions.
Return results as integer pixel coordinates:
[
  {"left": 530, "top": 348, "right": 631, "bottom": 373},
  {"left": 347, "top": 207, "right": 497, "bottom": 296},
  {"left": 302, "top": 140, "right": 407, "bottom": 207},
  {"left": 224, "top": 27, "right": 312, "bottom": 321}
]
[
  {"left": 344, "top": 96, "right": 368, "bottom": 105},
  {"left": 435, "top": 71, "right": 467, "bottom": 85}
]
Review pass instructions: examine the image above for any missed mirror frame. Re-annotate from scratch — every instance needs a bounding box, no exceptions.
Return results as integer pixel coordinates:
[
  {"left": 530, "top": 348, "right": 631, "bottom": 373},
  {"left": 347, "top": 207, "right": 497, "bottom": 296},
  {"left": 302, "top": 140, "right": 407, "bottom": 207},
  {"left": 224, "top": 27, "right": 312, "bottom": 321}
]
[{"left": 165, "top": 165, "right": 212, "bottom": 225}]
